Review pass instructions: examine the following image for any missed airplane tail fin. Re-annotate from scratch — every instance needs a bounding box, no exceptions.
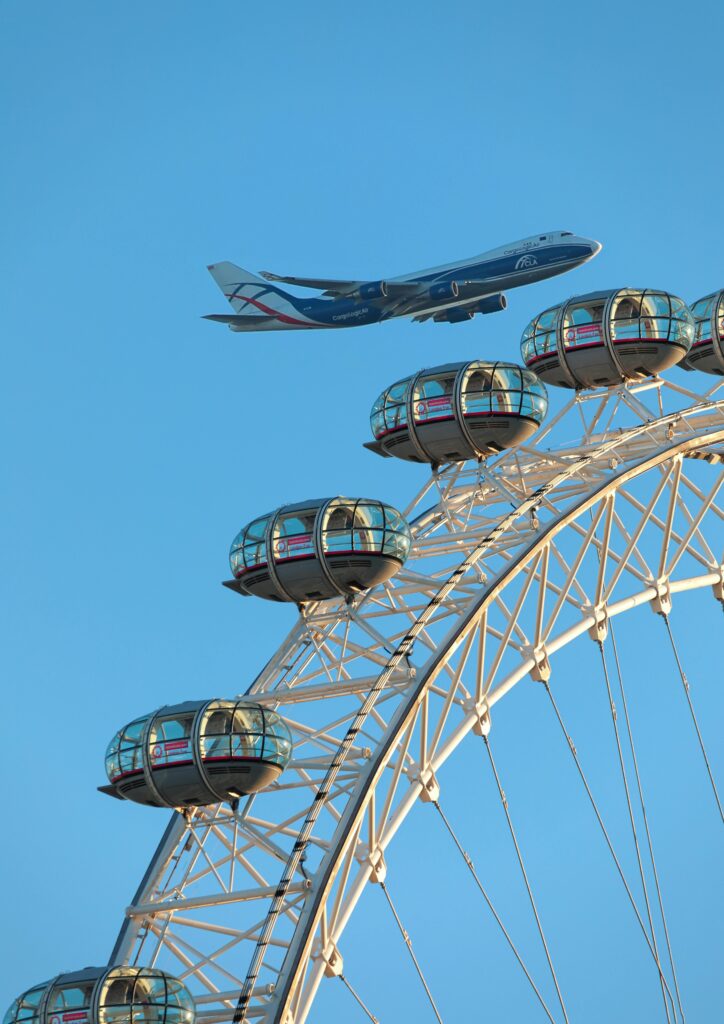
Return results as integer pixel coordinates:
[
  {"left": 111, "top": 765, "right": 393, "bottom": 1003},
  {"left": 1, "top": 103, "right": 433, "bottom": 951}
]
[{"left": 207, "top": 261, "right": 297, "bottom": 315}]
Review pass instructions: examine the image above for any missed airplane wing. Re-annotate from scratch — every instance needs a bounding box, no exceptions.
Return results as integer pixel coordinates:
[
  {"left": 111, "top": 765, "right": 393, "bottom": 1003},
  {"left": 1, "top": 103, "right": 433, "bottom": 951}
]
[
  {"left": 260, "top": 271, "right": 357, "bottom": 296},
  {"left": 260, "top": 270, "right": 422, "bottom": 300}
]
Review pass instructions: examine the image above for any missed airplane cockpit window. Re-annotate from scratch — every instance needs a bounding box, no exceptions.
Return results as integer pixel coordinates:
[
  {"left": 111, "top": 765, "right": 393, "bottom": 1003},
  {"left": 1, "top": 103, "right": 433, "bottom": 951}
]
[{"left": 561, "top": 232, "right": 573, "bottom": 236}]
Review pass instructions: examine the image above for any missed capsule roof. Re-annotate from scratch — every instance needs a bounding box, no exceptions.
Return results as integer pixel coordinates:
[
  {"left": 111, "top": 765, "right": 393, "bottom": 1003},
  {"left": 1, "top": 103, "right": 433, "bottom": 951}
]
[
  {"left": 681, "top": 289, "right": 724, "bottom": 375},
  {"left": 521, "top": 288, "right": 693, "bottom": 389},
  {"left": 225, "top": 497, "right": 411, "bottom": 603},
  {"left": 4, "top": 968, "right": 194, "bottom": 1024},
  {"left": 367, "top": 360, "right": 548, "bottom": 464},
  {"left": 102, "top": 699, "right": 292, "bottom": 808}
]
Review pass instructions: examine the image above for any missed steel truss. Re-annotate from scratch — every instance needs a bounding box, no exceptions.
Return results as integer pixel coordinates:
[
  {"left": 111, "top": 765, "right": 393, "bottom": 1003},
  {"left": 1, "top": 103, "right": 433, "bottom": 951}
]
[{"left": 111, "top": 376, "right": 724, "bottom": 1024}]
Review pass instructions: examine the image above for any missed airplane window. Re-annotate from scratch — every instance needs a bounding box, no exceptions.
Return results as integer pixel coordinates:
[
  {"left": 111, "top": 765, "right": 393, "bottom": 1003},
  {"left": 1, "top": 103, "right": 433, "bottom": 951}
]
[
  {"left": 561, "top": 232, "right": 573, "bottom": 236},
  {"left": 539, "top": 236, "right": 547, "bottom": 241}
]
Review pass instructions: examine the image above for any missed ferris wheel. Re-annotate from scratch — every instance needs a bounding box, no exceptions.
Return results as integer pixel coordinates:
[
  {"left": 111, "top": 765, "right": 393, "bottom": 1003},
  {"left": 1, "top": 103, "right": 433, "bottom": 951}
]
[{"left": 6, "top": 287, "right": 724, "bottom": 1024}]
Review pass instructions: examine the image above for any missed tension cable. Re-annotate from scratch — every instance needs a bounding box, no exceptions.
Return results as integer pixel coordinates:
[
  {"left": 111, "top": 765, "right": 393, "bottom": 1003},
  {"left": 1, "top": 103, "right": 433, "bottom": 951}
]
[
  {"left": 661, "top": 613, "right": 723, "bottom": 823},
  {"left": 541, "top": 680, "right": 676, "bottom": 1007},
  {"left": 379, "top": 879, "right": 444, "bottom": 1023},
  {"left": 483, "top": 737, "right": 570, "bottom": 1024},
  {"left": 338, "top": 973, "right": 380, "bottom": 1023},
  {"left": 433, "top": 799, "right": 558, "bottom": 1024},
  {"left": 609, "top": 627, "right": 686, "bottom": 1023},
  {"left": 597, "top": 638, "right": 674, "bottom": 1024}
]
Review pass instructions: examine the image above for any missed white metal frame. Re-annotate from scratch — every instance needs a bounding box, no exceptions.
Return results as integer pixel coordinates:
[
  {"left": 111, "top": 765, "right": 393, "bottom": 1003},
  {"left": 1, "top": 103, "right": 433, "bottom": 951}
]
[{"left": 110, "top": 376, "right": 724, "bottom": 1024}]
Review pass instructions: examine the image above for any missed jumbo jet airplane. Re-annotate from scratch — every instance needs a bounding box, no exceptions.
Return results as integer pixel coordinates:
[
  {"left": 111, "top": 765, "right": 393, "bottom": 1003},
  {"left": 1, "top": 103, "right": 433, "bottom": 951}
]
[{"left": 204, "top": 230, "right": 601, "bottom": 332}]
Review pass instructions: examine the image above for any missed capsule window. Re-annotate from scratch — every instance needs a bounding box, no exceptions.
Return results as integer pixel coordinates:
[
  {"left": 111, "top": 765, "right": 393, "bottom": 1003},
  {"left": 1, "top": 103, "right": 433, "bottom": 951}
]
[
  {"left": 639, "top": 292, "right": 671, "bottom": 318},
  {"left": 519, "top": 391, "right": 548, "bottom": 419},
  {"left": 47, "top": 982, "right": 95, "bottom": 1015},
  {"left": 522, "top": 307, "right": 560, "bottom": 362},
  {"left": 462, "top": 367, "right": 495, "bottom": 415},
  {"left": 669, "top": 319, "right": 694, "bottom": 345},
  {"left": 130, "top": 972, "right": 169, "bottom": 1022},
  {"left": 371, "top": 379, "right": 411, "bottom": 439},
  {"left": 272, "top": 509, "right": 317, "bottom": 562},
  {"left": 412, "top": 372, "right": 456, "bottom": 424},
  {"left": 199, "top": 704, "right": 235, "bottom": 760},
  {"left": 607, "top": 290, "right": 693, "bottom": 346},
  {"left": 383, "top": 506, "right": 407, "bottom": 533},
  {"left": 5, "top": 986, "right": 46, "bottom": 1024},
  {"left": 382, "top": 531, "right": 411, "bottom": 559},
  {"left": 611, "top": 292, "right": 642, "bottom": 319},
  {"left": 260, "top": 709, "right": 292, "bottom": 765},
  {"left": 230, "top": 705, "right": 265, "bottom": 758},
  {"left": 106, "top": 716, "right": 148, "bottom": 781},
  {"left": 690, "top": 294, "right": 717, "bottom": 346},
  {"left": 320, "top": 500, "right": 355, "bottom": 554},
  {"left": 100, "top": 973, "right": 136, "bottom": 1022},
  {"left": 381, "top": 504, "right": 412, "bottom": 561},
  {"left": 97, "top": 970, "right": 194, "bottom": 1024},
  {"left": 242, "top": 516, "right": 270, "bottom": 571},
  {"left": 537, "top": 308, "right": 559, "bottom": 331},
  {"left": 562, "top": 299, "right": 605, "bottom": 348},
  {"left": 353, "top": 503, "right": 385, "bottom": 553},
  {"left": 148, "top": 713, "right": 194, "bottom": 768},
  {"left": 691, "top": 296, "right": 715, "bottom": 320}
]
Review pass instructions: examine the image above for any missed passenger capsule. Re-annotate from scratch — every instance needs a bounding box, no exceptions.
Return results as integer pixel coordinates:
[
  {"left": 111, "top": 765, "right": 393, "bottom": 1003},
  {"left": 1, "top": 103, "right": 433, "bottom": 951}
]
[
  {"left": 3, "top": 968, "right": 194, "bottom": 1024},
  {"left": 365, "top": 361, "right": 548, "bottom": 464},
  {"left": 225, "top": 498, "right": 411, "bottom": 603},
  {"left": 521, "top": 289, "right": 694, "bottom": 389},
  {"left": 101, "top": 699, "right": 292, "bottom": 807},
  {"left": 681, "top": 289, "right": 724, "bottom": 375}
]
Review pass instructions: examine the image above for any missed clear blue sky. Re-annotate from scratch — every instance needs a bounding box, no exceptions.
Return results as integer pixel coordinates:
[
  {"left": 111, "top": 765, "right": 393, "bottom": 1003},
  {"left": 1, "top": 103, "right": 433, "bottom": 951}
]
[{"left": 2, "top": 1, "right": 722, "bottom": 1020}]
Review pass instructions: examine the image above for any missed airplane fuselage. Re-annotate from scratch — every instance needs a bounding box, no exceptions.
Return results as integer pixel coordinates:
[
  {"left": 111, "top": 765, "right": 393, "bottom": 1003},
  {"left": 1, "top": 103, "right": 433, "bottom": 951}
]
[
  {"left": 206, "top": 231, "right": 601, "bottom": 332},
  {"left": 313, "top": 235, "right": 599, "bottom": 327}
]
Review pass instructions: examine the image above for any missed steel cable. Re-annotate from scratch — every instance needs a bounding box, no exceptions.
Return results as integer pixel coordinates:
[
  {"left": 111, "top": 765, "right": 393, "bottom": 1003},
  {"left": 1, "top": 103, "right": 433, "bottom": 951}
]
[
  {"left": 541, "top": 681, "right": 677, "bottom": 1008},
  {"left": 661, "top": 613, "right": 723, "bottom": 823},
  {"left": 609, "top": 627, "right": 686, "bottom": 1023},
  {"left": 433, "top": 799, "right": 558, "bottom": 1024},
  {"left": 597, "top": 639, "right": 674, "bottom": 1024},
  {"left": 338, "top": 973, "right": 380, "bottom": 1023},
  {"left": 483, "top": 737, "right": 571, "bottom": 1024},
  {"left": 379, "top": 879, "right": 444, "bottom": 1024}
]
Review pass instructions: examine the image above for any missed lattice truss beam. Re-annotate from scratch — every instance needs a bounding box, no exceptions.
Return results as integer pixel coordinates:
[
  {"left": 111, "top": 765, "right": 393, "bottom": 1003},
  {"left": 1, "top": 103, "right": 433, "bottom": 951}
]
[{"left": 113, "top": 378, "right": 724, "bottom": 1024}]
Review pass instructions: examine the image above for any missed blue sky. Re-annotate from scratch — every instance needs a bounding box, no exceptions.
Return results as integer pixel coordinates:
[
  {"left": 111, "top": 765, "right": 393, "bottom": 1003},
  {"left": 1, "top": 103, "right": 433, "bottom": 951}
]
[{"left": 2, "top": 1, "right": 722, "bottom": 1020}]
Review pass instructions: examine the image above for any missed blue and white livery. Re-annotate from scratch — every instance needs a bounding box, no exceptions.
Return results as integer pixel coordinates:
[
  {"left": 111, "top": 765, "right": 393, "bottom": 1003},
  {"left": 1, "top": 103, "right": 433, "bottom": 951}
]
[{"left": 205, "top": 230, "right": 601, "bottom": 332}]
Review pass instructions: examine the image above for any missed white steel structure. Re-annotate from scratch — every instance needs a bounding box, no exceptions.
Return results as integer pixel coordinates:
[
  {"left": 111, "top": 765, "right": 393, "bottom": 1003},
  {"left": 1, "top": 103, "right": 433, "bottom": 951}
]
[{"left": 109, "top": 373, "right": 724, "bottom": 1024}]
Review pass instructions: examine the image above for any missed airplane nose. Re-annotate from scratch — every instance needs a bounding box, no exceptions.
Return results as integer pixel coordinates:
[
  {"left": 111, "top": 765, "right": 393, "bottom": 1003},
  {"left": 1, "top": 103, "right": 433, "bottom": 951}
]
[{"left": 590, "top": 238, "right": 603, "bottom": 256}]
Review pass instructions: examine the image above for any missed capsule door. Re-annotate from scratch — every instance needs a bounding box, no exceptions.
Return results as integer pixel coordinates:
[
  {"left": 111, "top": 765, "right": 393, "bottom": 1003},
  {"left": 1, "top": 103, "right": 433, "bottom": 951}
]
[
  {"left": 271, "top": 505, "right": 336, "bottom": 602},
  {"left": 460, "top": 364, "right": 545, "bottom": 452},
  {"left": 610, "top": 291, "right": 692, "bottom": 379},
  {"left": 198, "top": 702, "right": 284, "bottom": 797},
  {"left": 560, "top": 296, "right": 615, "bottom": 388},
  {"left": 45, "top": 978, "right": 96, "bottom": 1024},
  {"left": 147, "top": 709, "right": 207, "bottom": 806},
  {"left": 322, "top": 500, "right": 410, "bottom": 593},
  {"left": 411, "top": 368, "right": 474, "bottom": 463}
]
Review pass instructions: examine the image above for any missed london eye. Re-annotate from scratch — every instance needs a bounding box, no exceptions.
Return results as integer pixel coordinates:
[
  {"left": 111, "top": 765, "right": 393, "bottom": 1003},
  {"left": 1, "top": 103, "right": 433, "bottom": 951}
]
[{"left": 7, "top": 285, "right": 723, "bottom": 1024}]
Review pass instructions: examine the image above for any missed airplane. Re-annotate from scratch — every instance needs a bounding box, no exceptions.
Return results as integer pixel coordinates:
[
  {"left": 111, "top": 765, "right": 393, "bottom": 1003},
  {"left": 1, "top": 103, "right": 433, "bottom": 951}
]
[{"left": 204, "top": 230, "right": 601, "bottom": 332}]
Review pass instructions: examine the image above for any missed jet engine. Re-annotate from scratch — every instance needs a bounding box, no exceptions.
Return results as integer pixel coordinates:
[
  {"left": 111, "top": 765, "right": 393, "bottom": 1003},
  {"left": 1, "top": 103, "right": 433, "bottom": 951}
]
[
  {"left": 432, "top": 307, "right": 474, "bottom": 324},
  {"left": 357, "top": 281, "right": 388, "bottom": 300},
  {"left": 473, "top": 293, "right": 507, "bottom": 315},
  {"left": 429, "top": 281, "right": 460, "bottom": 302}
]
